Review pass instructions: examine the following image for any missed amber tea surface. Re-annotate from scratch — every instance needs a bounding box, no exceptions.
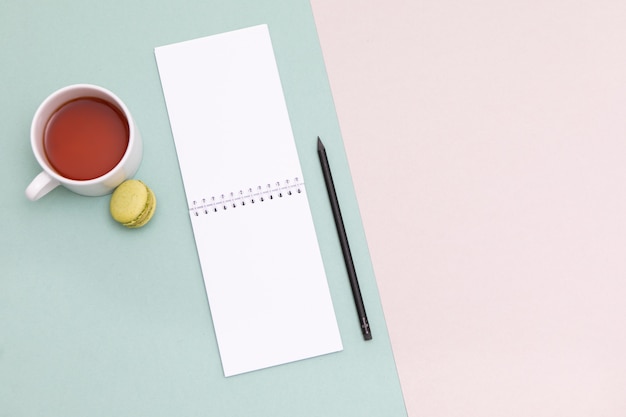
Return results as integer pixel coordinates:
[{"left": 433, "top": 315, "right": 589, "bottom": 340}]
[{"left": 43, "top": 97, "right": 129, "bottom": 180}]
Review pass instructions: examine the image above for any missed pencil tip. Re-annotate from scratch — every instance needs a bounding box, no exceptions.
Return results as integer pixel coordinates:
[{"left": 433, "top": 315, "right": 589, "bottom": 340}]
[{"left": 317, "top": 136, "right": 324, "bottom": 151}]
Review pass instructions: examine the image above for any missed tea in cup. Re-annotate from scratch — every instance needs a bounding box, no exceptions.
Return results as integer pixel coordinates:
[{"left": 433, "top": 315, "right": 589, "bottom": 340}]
[{"left": 26, "top": 84, "right": 142, "bottom": 201}]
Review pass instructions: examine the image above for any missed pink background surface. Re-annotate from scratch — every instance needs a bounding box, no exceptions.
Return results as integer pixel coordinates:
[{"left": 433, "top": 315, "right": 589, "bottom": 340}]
[{"left": 310, "top": 1, "right": 626, "bottom": 415}]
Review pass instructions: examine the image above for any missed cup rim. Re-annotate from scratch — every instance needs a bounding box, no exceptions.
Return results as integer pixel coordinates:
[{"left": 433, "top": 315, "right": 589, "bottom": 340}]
[{"left": 30, "top": 83, "right": 136, "bottom": 186}]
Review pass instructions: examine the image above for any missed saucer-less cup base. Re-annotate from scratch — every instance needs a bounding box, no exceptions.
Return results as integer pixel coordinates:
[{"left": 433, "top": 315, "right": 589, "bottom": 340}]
[{"left": 25, "top": 84, "right": 142, "bottom": 201}]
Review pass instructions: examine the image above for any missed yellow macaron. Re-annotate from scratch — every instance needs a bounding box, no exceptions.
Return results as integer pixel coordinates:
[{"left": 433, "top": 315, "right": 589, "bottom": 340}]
[{"left": 110, "top": 179, "right": 156, "bottom": 228}]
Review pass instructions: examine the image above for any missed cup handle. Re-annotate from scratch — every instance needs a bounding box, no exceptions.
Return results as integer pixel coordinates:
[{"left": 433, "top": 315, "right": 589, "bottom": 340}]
[{"left": 25, "top": 171, "right": 60, "bottom": 201}]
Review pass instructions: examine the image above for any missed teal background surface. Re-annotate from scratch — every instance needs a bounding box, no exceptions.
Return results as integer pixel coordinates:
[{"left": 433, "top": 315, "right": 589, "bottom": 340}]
[{"left": 0, "top": 1, "right": 407, "bottom": 416}]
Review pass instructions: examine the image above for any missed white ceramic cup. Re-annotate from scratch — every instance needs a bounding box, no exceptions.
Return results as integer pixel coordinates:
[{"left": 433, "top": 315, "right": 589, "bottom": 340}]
[{"left": 25, "top": 84, "right": 142, "bottom": 201}]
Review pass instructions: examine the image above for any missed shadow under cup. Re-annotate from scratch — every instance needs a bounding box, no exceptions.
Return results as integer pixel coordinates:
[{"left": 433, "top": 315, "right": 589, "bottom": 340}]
[{"left": 28, "top": 84, "right": 142, "bottom": 200}]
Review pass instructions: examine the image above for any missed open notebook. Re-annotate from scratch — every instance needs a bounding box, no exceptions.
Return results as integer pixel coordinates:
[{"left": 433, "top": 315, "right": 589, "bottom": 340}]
[{"left": 155, "top": 25, "right": 343, "bottom": 377}]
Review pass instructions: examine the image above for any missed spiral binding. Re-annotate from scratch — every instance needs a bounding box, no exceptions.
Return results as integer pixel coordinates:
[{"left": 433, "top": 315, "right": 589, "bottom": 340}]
[{"left": 189, "top": 177, "right": 305, "bottom": 216}]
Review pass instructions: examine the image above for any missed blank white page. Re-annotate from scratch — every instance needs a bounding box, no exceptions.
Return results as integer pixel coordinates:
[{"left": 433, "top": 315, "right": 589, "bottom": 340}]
[{"left": 155, "top": 24, "right": 342, "bottom": 377}]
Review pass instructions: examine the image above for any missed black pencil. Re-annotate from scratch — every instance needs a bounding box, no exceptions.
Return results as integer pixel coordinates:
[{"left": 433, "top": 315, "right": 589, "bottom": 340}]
[{"left": 317, "top": 137, "right": 372, "bottom": 341}]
